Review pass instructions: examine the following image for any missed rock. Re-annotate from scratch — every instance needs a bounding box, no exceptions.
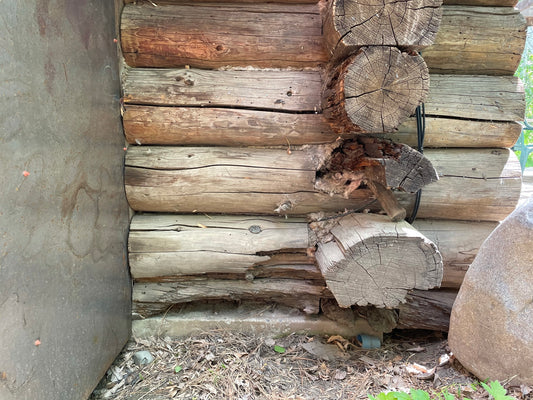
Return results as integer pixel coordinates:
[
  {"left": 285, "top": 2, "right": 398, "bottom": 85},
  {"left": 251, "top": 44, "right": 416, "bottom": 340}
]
[
  {"left": 133, "top": 350, "right": 154, "bottom": 366},
  {"left": 449, "top": 198, "right": 533, "bottom": 385}
]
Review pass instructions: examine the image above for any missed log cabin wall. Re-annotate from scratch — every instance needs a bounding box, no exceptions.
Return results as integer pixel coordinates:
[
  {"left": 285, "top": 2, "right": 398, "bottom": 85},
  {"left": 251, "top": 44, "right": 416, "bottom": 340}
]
[{"left": 120, "top": 0, "right": 525, "bottom": 332}]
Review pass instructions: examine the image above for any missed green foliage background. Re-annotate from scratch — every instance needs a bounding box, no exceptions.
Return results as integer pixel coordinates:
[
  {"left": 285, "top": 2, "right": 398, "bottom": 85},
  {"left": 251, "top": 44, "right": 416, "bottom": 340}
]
[{"left": 515, "top": 27, "right": 533, "bottom": 168}]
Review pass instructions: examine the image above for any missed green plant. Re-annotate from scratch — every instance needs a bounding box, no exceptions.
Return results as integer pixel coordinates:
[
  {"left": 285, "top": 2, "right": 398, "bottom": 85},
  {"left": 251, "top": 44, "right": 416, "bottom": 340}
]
[
  {"left": 515, "top": 27, "right": 533, "bottom": 168},
  {"left": 368, "top": 380, "right": 515, "bottom": 400},
  {"left": 479, "top": 381, "right": 515, "bottom": 400}
]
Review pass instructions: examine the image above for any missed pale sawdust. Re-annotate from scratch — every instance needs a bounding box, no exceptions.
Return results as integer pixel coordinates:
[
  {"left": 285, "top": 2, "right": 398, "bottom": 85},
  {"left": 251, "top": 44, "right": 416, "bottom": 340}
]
[{"left": 90, "top": 330, "right": 528, "bottom": 400}]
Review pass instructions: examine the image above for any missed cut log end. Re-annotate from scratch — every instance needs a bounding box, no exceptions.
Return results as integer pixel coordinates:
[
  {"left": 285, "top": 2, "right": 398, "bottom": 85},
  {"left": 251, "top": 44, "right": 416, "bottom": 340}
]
[
  {"left": 313, "top": 213, "right": 443, "bottom": 308},
  {"left": 323, "top": 47, "right": 430, "bottom": 133},
  {"left": 323, "top": 0, "right": 443, "bottom": 60}
]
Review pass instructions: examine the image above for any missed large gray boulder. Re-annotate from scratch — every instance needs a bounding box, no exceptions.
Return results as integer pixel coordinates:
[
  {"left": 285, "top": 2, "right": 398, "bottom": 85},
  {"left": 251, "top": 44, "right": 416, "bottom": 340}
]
[{"left": 449, "top": 198, "right": 533, "bottom": 385}]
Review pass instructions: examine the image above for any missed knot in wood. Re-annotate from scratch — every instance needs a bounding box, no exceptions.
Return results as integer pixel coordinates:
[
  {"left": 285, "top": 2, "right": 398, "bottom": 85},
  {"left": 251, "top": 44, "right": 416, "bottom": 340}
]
[{"left": 248, "top": 225, "right": 262, "bottom": 234}]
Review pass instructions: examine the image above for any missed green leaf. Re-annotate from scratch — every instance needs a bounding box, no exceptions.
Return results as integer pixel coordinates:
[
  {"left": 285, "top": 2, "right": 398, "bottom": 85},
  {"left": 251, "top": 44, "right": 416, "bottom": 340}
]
[
  {"left": 410, "top": 389, "right": 431, "bottom": 400},
  {"left": 442, "top": 391, "right": 455, "bottom": 400},
  {"left": 480, "top": 381, "right": 515, "bottom": 400},
  {"left": 273, "top": 345, "right": 286, "bottom": 354},
  {"left": 174, "top": 365, "right": 182, "bottom": 373}
]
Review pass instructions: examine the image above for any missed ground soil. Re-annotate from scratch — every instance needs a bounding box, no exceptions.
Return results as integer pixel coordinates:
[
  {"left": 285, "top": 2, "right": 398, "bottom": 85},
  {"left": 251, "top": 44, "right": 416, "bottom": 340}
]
[{"left": 89, "top": 330, "right": 530, "bottom": 400}]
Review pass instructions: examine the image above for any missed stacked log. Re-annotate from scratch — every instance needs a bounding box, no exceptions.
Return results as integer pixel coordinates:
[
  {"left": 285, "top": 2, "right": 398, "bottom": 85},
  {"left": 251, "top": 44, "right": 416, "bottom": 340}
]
[{"left": 120, "top": 0, "right": 525, "bottom": 332}]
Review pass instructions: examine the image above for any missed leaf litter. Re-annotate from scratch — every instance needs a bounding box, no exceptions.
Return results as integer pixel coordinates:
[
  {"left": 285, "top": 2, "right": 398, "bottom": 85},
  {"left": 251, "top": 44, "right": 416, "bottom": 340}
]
[{"left": 89, "top": 330, "right": 529, "bottom": 400}]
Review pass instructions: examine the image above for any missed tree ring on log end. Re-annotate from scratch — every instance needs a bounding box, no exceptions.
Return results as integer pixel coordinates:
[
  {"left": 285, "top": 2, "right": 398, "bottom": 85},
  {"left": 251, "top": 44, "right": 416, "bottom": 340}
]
[
  {"left": 323, "top": 0, "right": 442, "bottom": 58},
  {"left": 314, "top": 213, "right": 443, "bottom": 308},
  {"left": 323, "top": 47, "right": 430, "bottom": 133}
]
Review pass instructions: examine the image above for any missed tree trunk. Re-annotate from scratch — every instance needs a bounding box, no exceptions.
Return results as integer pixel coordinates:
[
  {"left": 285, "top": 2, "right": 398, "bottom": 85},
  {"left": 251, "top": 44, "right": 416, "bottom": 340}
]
[
  {"left": 397, "top": 289, "right": 457, "bottom": 331},
  {"left": 121, "top": 2, "right": 327, "bottom": 68},
  {"left": 421, "top": 6, "right": 526, "bottom": 75},
  {"left": 322, "top": 0, "right": 442, "bottom": 60},
  {"left": 322, "top": 47, "right": 429, "bottom": 133},
  {"left": 312, "top": 213, "right": 443, "bottom": 308}
]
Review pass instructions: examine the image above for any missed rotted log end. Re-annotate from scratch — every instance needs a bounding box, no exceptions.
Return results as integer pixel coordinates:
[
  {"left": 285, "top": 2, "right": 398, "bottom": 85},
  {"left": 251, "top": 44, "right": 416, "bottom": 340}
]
[
  {"left": 322, "top": 47, "right": 430, "bottom": 133},
  {"left": 312, "top": 213, "right": 443, "bottom": 308},
  {"left": 313, "top": 138, "right": 436, "bottom": 220}
]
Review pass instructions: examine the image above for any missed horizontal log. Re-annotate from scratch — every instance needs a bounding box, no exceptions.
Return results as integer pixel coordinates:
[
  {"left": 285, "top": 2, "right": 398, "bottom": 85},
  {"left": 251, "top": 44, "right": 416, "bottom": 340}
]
[
  {"left": 125, "top": 142, "right": 437, "bottom": 217},
  {"left": 121, "top": 2, "right": 328, "bottom": 68},
  {"left": 133, "top": 278, "right": 327, "bottom": 317},
  {"left": 129, "top": 215, "right": 311, "bottom": 278},
  {"left": 123, "top": 69, "right": 525, "bottom": 123},
  {"left": 123, "top": 107, "right": 522, "bottom": 148},
  {"left": 126, "top": 147, "right": 520, "bottom": 222},
  {"left": 400, "top": 148, "right": 522, "bottom": 222},
  {"left": 322, "top": 0, "right": 442, "bottom": 61},
  {"left": 392, "top": 119, "right": 522, "bottom": 148},
  {"left": 413, "top": 219, "right": 498, "bottom": 288},
  {"left": 397, "top": 289, "right": 457, "bottom": 331},
  {"left": 130, "top": 214, "right": 495, "bottom": 289},
  {"left": 425, "top": 75, "right": 525, "bottom": 122},
  {"left": 421, "top": 6, "right": 526, "bottom": 75},
  {"left": 123, "top": 105, "right": 337, "bottom": 146},
  {"left": 122, "top": 67, "right": 322, "bottom": 112}
]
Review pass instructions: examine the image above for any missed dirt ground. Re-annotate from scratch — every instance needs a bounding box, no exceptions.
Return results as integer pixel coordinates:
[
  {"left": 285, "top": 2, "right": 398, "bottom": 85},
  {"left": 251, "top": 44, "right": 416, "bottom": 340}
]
[{"left": 89, "top": 329, "right": 530, "bottom": 400}]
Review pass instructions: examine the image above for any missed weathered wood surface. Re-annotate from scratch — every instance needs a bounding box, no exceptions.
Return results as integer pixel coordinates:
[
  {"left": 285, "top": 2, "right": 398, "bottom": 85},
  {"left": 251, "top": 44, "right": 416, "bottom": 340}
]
[
  {"left": 414, "top": 220, "right": 498, "bottom": 288},
  {"left": 125, "top": 143, "right": 437, "bottom": 216},
  {"left": 392, "top": 119, "right": 522, "bottom": 149},
  {"left": 121, "top": 2, "right": 327, "bottom": 68},
  {"left": 122, "top": 67, "right": 322, "bottom": 112},
  {"left": 313, "top": 214, "right": 442, "bottom": 308},
  {"left": 129, "top": 215, "right": 311, "bottom": 278},
  {"left": 422, "top": 6, "right": 526, "bottom": 75},
  {"left": 400, "top": 148, "right": 522, "bottom": 222},
  {"left": 123, "top": 106, "right": 522, "bottom": 148},
  {"left": 323, "top": 47, "right": 429, "bottom": 133},
  {"left": 425, "top": 75, "right": 525, "bottom": 122},
  {"left": 397, "top": 289, "right": 457, "bottom": 331},
  {"left": 129, "top": 213, "right": 496, "bottom": 289},
  {"left": 123, "top": 105, "right": 337, "bottom": 146},
  {"left": 322, "top": 0, "right": 442, "bottom": 60},
  {"left": 123, "top": 68, "right": 524, "bottom": 128},
  {"left": 125, "top": 147, "right": 520, "bottom": 222},
  {"left": 133, "top": 278, "right": 327, "bottom": 317},
  {"left": 442, "top": 0, "right": 517, "bottom": 6}
]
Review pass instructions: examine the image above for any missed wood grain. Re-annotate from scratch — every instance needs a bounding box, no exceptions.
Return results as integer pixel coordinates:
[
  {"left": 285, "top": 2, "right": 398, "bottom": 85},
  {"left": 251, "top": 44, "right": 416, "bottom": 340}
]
[{"left": 422, "top": 6, "right": 526, "bottom": 75}]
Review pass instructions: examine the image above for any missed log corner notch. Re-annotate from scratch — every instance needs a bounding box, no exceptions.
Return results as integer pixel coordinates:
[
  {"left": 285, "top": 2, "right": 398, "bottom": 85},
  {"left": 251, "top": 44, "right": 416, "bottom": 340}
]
[
  {"left": 322, "top": 0, "right": 443, "bottom": 61},
  {"left": 322, "top": 47, "right": 430, "bottom": 133},
  {"left": 311, "top": 213, "right": 443, "bottom": 308}
]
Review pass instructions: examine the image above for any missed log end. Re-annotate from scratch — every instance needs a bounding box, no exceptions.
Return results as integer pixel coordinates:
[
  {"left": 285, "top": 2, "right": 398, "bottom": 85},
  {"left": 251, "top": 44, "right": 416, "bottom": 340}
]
[{"left": 314, "top": 214, "right": 443, "bottom": 308}]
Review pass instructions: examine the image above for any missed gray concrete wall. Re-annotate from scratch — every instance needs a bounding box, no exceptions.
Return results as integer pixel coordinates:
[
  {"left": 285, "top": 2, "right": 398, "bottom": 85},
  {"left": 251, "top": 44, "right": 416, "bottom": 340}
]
[{"left": 0, "top": 1, "right": 130, "bottom": 399}]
